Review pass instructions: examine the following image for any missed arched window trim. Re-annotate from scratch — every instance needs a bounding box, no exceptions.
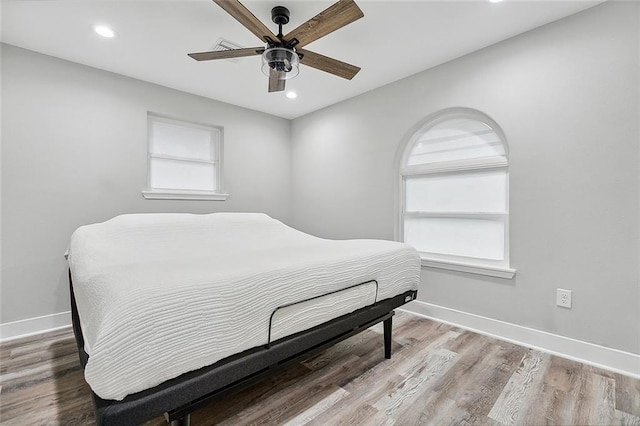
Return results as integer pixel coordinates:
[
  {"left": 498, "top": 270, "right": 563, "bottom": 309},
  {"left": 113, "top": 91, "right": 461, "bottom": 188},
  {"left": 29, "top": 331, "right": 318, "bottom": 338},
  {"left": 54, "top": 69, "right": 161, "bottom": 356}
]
[{"left": 395, "top": 107, "right": 516, "bottom": 279}]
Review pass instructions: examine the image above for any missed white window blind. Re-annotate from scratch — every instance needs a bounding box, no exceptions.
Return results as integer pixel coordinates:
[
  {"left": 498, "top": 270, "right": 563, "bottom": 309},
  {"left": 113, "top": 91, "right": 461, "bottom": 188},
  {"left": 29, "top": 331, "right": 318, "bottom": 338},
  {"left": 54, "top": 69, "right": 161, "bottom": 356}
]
[
  {"left": 404, "top": 216, "right": 505, "bottom": 260},
  {"left": 149, "top": 157, "right": 216, "bottom": 191},
  {"left": 399, "top": 109, "right": 513, "bottom": 277},
  {"left": 407, "top": 118, "right": 506, "bottom": 166},
  {"left": 405, "top": 170, "right": 507, "bottom": 213},
  {"left": 151, "top": 121, "right": 214, "bottom": 160},
  {"left": 144, "top": 114, "right": 226, "bottom": 200}
]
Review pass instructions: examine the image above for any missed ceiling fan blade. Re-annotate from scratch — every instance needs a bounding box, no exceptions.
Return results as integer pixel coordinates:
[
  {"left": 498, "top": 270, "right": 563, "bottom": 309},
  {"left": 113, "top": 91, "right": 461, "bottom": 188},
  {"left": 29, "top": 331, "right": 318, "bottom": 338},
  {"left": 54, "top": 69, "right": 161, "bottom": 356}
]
[
  {"left": 284, "top": 0, "right": 364, "bottom": 48},
  {"left": 268, "top": 69, "right": 286, "bottom": 92},
  {"left": 188, "top": 47, "right": 265, "bottom": 61},
  {"left": 212, "top": 0, "right": 278, "bottom": 43},
  {"left": 298, "top": 48, "right": 360, "bottom": 80}
]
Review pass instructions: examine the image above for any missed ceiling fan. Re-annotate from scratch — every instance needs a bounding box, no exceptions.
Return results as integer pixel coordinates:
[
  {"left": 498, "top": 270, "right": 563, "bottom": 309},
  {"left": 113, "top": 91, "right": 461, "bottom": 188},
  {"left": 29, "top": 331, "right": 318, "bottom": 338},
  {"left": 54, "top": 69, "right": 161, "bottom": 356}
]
[{"left": 188, "top": 0, "right": 364, "bottom": 93}]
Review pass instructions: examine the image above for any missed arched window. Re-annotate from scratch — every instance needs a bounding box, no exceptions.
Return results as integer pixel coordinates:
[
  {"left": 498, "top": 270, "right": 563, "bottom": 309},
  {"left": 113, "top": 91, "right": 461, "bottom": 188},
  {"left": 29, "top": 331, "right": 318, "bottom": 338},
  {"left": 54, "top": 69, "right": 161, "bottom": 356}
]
[{"left": 398, "top": 108, "right": 514, "bottom": 278}]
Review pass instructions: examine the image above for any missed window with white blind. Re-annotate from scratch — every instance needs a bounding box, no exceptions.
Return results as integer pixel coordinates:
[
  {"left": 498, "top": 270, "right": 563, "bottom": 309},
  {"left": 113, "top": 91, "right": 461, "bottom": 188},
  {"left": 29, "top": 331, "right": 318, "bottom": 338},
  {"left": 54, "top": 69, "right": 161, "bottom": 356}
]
[
  {"left": 142, "top": 113, "right": 228, "bottom": 201},
  {"left": 399, "top": 108, "right": 515, "bottom": 278}
]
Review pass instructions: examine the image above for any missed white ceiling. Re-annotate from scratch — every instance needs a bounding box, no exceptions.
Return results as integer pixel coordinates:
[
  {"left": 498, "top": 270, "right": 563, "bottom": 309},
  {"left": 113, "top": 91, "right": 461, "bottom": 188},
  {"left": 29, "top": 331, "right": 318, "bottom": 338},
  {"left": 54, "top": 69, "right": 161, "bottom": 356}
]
[{"left": 2, "top": 0, "right": 602, "bottom": 119}]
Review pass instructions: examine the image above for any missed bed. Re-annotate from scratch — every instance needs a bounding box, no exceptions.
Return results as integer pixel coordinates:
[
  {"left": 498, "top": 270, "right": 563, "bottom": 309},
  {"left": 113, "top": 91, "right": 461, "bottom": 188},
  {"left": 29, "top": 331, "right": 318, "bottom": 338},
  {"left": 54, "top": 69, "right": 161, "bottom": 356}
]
[{"left": 67, "top": 213, "right": 420, "bottom": 425}]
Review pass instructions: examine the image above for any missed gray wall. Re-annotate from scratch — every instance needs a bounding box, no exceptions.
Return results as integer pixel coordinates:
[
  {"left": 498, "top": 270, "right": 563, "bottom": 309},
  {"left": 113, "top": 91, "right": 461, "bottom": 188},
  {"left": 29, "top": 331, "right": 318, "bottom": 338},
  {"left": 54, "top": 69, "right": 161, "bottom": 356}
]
[
  {"left": 291, "top": 2, "right": 640, "bottom": 354},
  {"left": 1, "top": 45, "right": 292, "bottom": 323}
]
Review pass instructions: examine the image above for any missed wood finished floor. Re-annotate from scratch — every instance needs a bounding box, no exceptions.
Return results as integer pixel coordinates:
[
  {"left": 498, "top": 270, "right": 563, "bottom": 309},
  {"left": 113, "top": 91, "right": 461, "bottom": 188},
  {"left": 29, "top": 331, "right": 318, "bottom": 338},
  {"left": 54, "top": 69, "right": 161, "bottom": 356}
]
[{"left": 1, "top": 312, "right": 639, "bottom": 425}]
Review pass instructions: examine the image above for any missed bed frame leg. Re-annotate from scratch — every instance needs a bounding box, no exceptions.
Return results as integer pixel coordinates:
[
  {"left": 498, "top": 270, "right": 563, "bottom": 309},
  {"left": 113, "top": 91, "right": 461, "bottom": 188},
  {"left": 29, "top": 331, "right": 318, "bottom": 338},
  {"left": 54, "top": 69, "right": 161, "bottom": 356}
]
[
  {"left": 169, "top": 414, "right": 190, "bottom": 426},
  {"left": 383, "top": 315, "right": 393, "bottom": 359}
]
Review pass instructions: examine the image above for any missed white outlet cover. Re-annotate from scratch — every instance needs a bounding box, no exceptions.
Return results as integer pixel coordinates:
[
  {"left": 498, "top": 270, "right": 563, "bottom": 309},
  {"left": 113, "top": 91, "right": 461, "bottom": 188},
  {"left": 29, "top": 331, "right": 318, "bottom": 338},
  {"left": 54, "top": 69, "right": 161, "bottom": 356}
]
[{"left": 556, "top": 288, "right": 572, "bottom": 308}]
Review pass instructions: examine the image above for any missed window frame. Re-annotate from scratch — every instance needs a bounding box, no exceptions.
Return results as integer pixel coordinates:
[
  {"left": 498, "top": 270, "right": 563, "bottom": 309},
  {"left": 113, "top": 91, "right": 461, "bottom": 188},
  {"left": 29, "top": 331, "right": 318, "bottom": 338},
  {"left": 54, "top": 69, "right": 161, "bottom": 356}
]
[
  {"left": 142, "top": 113, "right": 228, "bottom": 201},
  {"left": 396, "top": 108, "right": 515, "bottom": 279}
]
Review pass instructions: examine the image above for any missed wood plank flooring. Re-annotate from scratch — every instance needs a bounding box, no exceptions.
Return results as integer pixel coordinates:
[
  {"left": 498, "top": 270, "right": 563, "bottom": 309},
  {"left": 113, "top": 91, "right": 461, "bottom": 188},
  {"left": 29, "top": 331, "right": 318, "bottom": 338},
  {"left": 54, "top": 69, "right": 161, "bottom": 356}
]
[{"left": 1, "top": 312, "right": 639, "bottom": 425}]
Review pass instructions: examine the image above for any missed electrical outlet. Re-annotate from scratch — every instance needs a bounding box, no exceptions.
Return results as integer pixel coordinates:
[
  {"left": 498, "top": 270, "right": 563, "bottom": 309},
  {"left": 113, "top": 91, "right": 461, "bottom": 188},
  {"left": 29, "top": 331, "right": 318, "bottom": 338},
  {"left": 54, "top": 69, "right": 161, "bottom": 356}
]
[{"left": 556, "top": 288, "right": 572, "bottom": 308}]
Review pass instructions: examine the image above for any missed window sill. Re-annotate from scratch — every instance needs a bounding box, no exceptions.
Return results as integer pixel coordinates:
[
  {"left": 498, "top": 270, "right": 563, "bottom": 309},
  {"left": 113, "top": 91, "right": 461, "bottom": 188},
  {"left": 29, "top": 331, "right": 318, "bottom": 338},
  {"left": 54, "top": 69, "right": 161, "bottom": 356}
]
[
  {"left": 420, "top": 257, "right": 516, "bottom": 279},
  {"left": 141, "top": 189, "right": 229, "bottom": 201}
]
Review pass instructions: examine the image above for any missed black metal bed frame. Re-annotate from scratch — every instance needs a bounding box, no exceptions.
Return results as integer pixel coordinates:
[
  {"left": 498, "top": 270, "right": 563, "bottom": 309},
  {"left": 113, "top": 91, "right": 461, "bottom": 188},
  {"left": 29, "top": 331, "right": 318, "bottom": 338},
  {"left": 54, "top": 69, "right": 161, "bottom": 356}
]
[{"left": 69, "top": 270, "right": 417, "bottom": 425}]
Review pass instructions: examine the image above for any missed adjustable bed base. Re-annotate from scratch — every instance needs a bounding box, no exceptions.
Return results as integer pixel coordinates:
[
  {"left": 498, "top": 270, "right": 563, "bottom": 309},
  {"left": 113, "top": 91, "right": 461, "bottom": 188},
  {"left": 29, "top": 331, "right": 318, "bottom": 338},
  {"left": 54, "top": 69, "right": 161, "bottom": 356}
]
[
  {"left": 66, "top": 213, "right": 421, "bottom": 425},
  {"left": 70, "top": 271, "right": 417, "bottom": 425}
]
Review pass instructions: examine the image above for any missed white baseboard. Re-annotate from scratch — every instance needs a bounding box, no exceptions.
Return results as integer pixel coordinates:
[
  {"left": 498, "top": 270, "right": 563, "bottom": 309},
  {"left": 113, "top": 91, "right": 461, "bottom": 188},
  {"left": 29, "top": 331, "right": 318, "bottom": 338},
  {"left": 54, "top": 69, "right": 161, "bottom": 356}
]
[
  {"left": 0, "top": 311, "right": 71, "bottom": 342},
  {"left": 3, "top": 303, "right": 639, "bottom": 379},
  {"left": 401, "top": 300, "right": 640, "bottom": 379}
]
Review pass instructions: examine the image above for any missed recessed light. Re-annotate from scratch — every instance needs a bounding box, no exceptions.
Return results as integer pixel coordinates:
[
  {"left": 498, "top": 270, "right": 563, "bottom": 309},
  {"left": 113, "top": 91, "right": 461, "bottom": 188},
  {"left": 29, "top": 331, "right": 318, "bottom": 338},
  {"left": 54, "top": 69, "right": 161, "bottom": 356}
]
[
  {"left": 489, "top": 0, "right": 504, "bottom": 3},
  {"left": 94, "top": 25, "right": 116, "bottom": 39},
  {"left": 286, "top": 91, "right": 297, "bottom": 99}
]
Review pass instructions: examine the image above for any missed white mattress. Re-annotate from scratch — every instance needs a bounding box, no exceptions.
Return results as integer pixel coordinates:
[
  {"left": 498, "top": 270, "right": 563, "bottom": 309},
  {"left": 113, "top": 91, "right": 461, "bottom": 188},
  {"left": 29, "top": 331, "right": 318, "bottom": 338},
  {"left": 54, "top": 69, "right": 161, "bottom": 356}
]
[{"left": 68, "top": 213, "right": 420, "bottom": 400}]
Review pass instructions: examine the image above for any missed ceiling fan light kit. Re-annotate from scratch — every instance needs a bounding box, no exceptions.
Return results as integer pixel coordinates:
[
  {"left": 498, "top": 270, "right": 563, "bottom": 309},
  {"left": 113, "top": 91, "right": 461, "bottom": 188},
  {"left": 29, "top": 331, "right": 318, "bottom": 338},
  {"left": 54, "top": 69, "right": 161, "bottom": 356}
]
[
  {"left": 261, "top": 47, "right": 299, "bottom": 79},
  {"left": 189, "top": 0, "right": 363, "bottom": 93}
]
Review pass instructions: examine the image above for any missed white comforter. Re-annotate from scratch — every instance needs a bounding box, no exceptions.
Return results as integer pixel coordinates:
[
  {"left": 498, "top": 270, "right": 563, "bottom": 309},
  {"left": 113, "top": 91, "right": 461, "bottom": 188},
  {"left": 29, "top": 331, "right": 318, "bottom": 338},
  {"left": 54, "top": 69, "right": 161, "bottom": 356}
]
[{"left": 68, "top": 213, "right": 420, "bottom": 400}]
